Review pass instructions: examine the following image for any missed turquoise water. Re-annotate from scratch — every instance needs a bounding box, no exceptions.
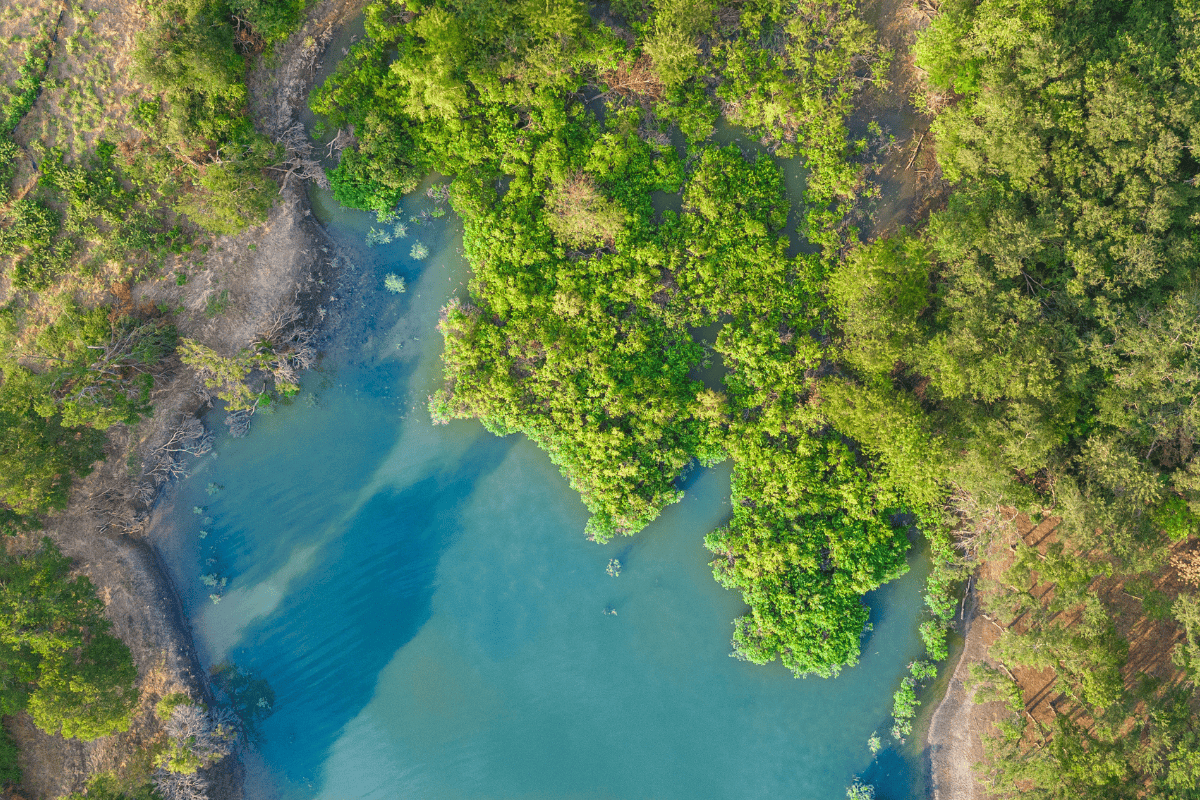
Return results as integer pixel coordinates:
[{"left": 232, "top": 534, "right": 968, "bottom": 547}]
[{"left": 158, "top": 185, "right": 932, "bottom": 800}]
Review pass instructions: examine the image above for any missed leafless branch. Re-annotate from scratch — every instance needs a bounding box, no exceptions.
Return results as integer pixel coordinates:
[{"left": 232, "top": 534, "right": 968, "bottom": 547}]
[{"left": 272, "top": 122, "right": 330, "bottom": 194}]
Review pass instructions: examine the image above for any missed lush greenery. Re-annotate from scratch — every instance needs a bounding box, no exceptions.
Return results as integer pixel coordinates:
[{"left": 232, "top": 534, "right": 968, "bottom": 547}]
[
  {"left": 314, "top": 20, "right": 1200, "bottom": 797},
  {"left": 0, "top": 0, "right": 304, "bottom": 787},
  {"left": 868, "top": 0, "right": 1200, "bottom": 791},
  {"left": 312, "top": 0, "right": 925, "bottom": 680},
  {"left": 0, "top": 0, "right": 305, "bottom": 531},
  {"left": 0, "top": 540, "right": 138, "bottom": 747},
  {"left": 132, "top": 0, "right": 287, "bottom": 234}
]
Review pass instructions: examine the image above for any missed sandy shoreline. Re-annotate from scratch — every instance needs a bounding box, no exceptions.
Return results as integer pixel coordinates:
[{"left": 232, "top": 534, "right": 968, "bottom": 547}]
[{"left": 923, "top": 582, "right": 1007, "bottom": 800}]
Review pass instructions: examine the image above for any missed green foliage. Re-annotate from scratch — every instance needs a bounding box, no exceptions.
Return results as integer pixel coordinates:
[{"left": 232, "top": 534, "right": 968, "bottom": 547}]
[
  {"left": 175, "top": 162, "right": 277, "bottom": 237},
  {"left": 314, "top": 0, "right": 918, "bottom": 679},
  {"left": 1154, "top": 497, "right": 1198, "bottom": 542},
  {"left": 229, "top": 0, "right": 305, "bottom": 44},
  {"left": 1, "top": 29, "right": 52, "bottom": 136},
  {"left": 919, "top": 620, "right": 949, "bottom": 662},
  {"left": 846, "top": 779, "right": 876, "bottom": 800},
  {"left": 178, "top": 339, "right": 272, "bottom": 411},
  {"left": 15, "top": 307, "right": 176, "bottom": 428},
  {"left": 890, "top": 676, "right": 918, "bottom": 739},
  {"left": 707, "top": 420, "right": 910, "bottom": 677},
  {"left": 828, "top": 229, "right": 931, "bottom": 377},
  {"left": 642, "top": 0, "right": 713, "bottom": 90},
  {"left": 0, "top": 303, "right": 164, "bottom": 523},
  {"left": 156, "top": 692, "right": 192, "bottom": 721},
  {"left": 0, "top": 540, "right": 138, "bottom": 740},
  {"left": 0, "top": 143, "right": 180, "bottom": 291},
  {"left": 979, "top": 691, "right": 1200, "bottom": 800},
  {"left": 62, "top": 773, "right": 162, "bottom": 800},
  {"left": 1172, "top": 594, "right": 1200, "bottom": 680},
  {"left": 0, "top": 725, "right": 18, "bottom": 788},
  {"left": 967, "top": 663, "right": 1023, "bottom": 714},
  {"left": 712, "top": 0, "right": 888, "bottom": 245},
  {"left": 133, "top": 0, "right": 282, "bottom": 234},
  {"left": 888, "top": 0, "right": 1200, "bottom": 562}
]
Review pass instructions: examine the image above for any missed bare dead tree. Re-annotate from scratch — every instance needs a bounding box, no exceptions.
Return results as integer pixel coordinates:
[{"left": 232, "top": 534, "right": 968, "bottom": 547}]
[
  {"left": 154, "top": 770, "right": 208, "bottom": 800},
  {"left": 259, "top": 300, "right": 319, "bottom": 388},
  {"left": 225, "top": 408, "right": 254, "bottom": 439},
  {"left": 947, "top": 490, "right": 1019, "bottom": 569},
  {"left": 146, "top": 416, "right": 214, "bottom": 489},
  {"left": 165, "top": 703, "right": 239, "bottom": 764},
  {"left": 260, "top": 302, "right": 303, "bottom": 344},
  {"left": 325, "top": 127, "right": 355, "bottom": 161},
  {"left": 591, "top": 55, "right": 666, "bottom": 104},
  {"left": 269, "top": 122, "right": 330, "bottom": 194}
]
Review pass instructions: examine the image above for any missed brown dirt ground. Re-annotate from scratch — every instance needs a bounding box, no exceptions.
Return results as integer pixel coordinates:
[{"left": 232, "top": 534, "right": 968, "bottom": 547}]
[
  {"left": 1, "top": 0, "right": 366, "bottom": 797},
  {"left": 927, "top": 508, "right": 1198, "bottom": 799}
]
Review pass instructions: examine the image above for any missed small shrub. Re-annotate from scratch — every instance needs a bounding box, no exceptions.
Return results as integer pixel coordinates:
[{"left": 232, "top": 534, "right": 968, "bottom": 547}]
[
  {"left": 204, "top": 290, "right": 229, "bottom": 318},
  {"left": 384, "top": 273, "right": 406, "bottom": 293},
  {"left": 1144, "top": 590, "right": 1173, "bottom": 621},
  {"left": 919, "top": 620, "right": 949, "bottom": 661},
  {"left": 846, "top": 779, "right": 875, "bottom": 800},
  {"left": 891, "top": 677, "right": 918, "bottom": 740},
  {"left": 546, "top": 172, "right": 625, "bottom": 248},
  {"left": 365, "top": 227, "right": 391, "bottom": 247},
  {"left": 409, "top": 241, "right": 429, "bottom": 260},
  {"left": 156, "top": 693, "right": 192, "bottom": 721},
  {"left": 607, "top": 558, "right": 621, "bottom": 577},
  {"left": 1155, "top": 496, "right": 1197, "bottom": 542},
  {"left": 910, "top": 659, "right": 937, "bottom": 680}
]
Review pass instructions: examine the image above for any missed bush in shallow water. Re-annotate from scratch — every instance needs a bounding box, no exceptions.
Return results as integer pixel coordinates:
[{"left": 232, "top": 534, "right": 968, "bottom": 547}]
[
  {"left": 846, "top": 779, "right": 875, "bottom": 800},
  {"left": 409, "top": 241, "right": 429, "bottom": 260},
  {"left": 366, "top": 227, "right": 392, "bottom": 246},
  {"left": 384, "top": 273, "right": 406, "bottom": 293}
]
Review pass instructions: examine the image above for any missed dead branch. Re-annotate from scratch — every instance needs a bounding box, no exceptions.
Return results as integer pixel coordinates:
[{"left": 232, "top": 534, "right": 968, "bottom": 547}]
[
  {"left": 325, "top": 127, "right": 355, "bottom": 161},
  {"left": 145, "top": 415, "right": 213, "bottom": 488},
  {"left": 906, "top": 131, "right": 926, "bottom": 170},
  {"left": 225, "top": 407, "right": 254, "bottom": 438},
  {"left": 591, "top": 55, "right": 666, "bottom": 104},
  {"left": 271, "top": 122, "right": 330, "bottom": 193}
]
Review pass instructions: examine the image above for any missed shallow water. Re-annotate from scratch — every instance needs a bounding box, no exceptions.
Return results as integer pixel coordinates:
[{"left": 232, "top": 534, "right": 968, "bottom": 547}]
[{"left": 159, "top": 181, "right": 932, "bottom": 799}]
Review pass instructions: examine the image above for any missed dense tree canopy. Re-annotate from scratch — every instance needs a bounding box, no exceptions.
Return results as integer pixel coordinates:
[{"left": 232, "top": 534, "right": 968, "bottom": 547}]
[
  {"left": 316, "top": 2, "right": 1200, "bottom": 747},
  {"left": 0, "top": 540, "right": 138, "bottom": 741},
  {"left": 315, "top": 0, "right": 906, "bottom": 676}
]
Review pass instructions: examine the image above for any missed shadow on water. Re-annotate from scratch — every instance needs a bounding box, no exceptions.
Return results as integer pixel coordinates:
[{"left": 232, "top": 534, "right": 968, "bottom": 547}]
[
  {"left": 232, "top": 436, "right": 516, "bottom": 789},
  {"left": 865, "top": 745, "right": 921, "bottom": 800}
]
